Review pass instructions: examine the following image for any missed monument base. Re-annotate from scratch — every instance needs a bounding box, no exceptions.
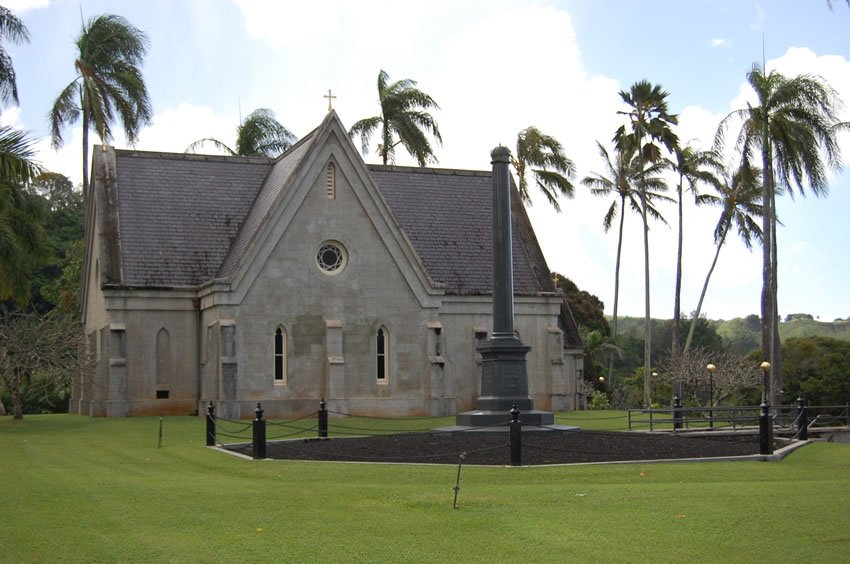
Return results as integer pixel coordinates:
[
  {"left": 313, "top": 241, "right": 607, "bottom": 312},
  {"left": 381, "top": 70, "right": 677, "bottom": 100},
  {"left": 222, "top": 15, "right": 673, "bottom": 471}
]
[{"left": 455, "top": 408, "right": 555, "bottom": 427}]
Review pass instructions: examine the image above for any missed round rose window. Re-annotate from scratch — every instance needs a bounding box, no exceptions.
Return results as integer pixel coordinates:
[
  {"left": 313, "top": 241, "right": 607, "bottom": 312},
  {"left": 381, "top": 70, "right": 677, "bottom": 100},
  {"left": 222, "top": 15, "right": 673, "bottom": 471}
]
[{"left": 316, "top": 241, "right": 347, "bottom": 274}]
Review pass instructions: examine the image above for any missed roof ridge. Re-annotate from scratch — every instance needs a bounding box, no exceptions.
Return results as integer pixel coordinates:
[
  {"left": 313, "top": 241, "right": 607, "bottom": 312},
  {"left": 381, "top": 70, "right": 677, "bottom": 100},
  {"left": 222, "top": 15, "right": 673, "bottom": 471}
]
[
  {"left": 367, "top": 163, "right": 490, "bottom": 177},
  {"left": 111, "top": 146, "right": 274, "bottom": 165}
]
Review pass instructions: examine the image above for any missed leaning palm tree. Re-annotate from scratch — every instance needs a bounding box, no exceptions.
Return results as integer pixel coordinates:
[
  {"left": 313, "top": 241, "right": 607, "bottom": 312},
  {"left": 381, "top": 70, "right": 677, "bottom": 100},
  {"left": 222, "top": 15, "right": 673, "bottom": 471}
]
[
  {"left": 186, "top": 108, "right": 295, "bottom": 157},
  {"left": 511, "top": 126, "right": 575, "bottom": 212},
  {"left": 716, "top": 64, "right": 844, "bottom": 404},
  {"left": 684, "top": 162, "right": 762, "bottom": 354},
  {"left": 48, "top": 14, "right": 152, "bottom": 197},
  {"left": 613, "top": 80, "right": 679, "bottom": 407},
  {"left": 668, "top": 144, "right": 723, "bottom": 361},
  {"left": 0, "top": 5, "right": 29, "bottom": 107},
  {"left": 0, "top": 126, "right": 47, "bottom": 303},
  {"left": 349, "top": 69, "right": 442, "bottom": 166}
]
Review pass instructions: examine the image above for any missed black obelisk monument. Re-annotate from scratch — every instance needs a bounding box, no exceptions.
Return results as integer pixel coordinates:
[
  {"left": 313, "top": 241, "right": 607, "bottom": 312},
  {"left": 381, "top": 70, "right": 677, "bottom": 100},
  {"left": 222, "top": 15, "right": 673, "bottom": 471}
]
[{"left": 455, "top": 146, "right": 555, "bottom": 426}]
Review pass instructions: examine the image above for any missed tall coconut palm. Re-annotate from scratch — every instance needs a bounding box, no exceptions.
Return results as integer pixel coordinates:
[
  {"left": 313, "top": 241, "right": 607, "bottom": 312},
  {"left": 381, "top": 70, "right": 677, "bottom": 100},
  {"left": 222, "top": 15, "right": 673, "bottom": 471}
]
[
  {"left": 0, "top": 5, "right": 29, "bottom": 107},
  {"left": 186, "top": 108, "right": 295, "bottom": 157},
  {"left": 48, "top": 14, "right": 152, "bottom": 197},
  {"left": 583, "top": 139, "right": 670, "bottom": 397},
  {"left": 684, "top": 161, "right": 762, "bottom": 354},
  {"left": 668, "top": 145, "right": 723, "bottom": 361},
  {"left": 349, "top": 69, "right": 442, "bottom": 166},
  {"left": 0, "top": 126, "right": 47, "bottom": 303},
  {"left": 716, "top": 64, "right": 844, "bottom": 404},
  {"left": 614, "top": 80, "right": 679, "bottom": 407},
  {"left": 512, "top": 126, "right": 575, "bottom": 212},
  {"left": 582, "top": 139, "right": 670, "bottom": 351}
]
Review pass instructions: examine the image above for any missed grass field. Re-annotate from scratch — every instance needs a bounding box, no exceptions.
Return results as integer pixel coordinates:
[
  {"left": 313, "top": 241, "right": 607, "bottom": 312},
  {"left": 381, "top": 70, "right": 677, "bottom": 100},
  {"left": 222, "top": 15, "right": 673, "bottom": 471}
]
[{"left": 2, "top": 412, "right": 850, "bottom": 562}]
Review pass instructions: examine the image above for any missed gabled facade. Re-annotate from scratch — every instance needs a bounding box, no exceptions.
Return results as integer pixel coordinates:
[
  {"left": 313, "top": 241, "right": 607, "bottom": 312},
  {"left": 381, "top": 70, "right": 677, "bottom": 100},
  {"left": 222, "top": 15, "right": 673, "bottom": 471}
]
[{"left": 75, "top": 111, "right": 584, "bottom": 418}]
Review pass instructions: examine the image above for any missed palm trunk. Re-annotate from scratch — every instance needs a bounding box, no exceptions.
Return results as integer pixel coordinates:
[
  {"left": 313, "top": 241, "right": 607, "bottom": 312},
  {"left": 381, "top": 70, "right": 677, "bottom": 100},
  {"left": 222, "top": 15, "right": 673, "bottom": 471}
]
[
  {"left": 684, "top": 232, "right": 726, "bottom": 354},
  {"left": 770, "top": 188, "right": 781, "bottom": 405},
  {"left": 672, "top": 176, "right": 684, "bottom": 363},
  {"left": 82, "top": 107, "right": 90, "bottom": 198},
  {"left": 607, "top": 196, "right": 627, "bottom": 395},
  {"left": 642, "top": 190, "right": 651, "bottom": 407},
  {"left": 761, "top": 150, "right": 774, "bottom": 403}
]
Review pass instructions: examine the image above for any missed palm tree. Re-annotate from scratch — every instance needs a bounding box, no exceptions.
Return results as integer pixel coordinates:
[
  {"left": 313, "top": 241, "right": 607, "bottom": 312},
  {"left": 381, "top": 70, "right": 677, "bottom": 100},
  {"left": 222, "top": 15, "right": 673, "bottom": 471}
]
[
  {"left": 512, "top": 126, "right": 575, "bottom": 212},
  {"left": 48, "top": 14, "right": 152, "bottom": 197},
  {"left": 0, "top": 5, "right": 29, "bottom": 107},
  {"left": 582, "top": 139, "right": 670, "bottom": 352},
  {"left": 684, "top": 162, "right": 762, "bottom": 354},
  {"left": 186, "top": 108, "right": 295, "bottom": 157},
  {"left": 583, "top": 139, "right": 670, "bottom": 397},
  {"left": 668, "top": 145, "right": 722, "bottom": 361},
  {"left": 0, "top": 126, "right": 47, "bottom": 303},
  {"left": 613, "top": 80, "right": 679, "bottom": 407},
  {"left": 349, "top": 69, "right": 442, "bottom": 166},
  {"left": 716, "top": 64, "right": 844, "bottom": 404}
]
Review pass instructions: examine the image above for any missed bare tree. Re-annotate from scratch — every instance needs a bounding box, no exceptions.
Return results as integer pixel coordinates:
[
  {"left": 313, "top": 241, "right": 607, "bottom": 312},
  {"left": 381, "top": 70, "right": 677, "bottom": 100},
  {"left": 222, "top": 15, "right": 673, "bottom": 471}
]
[
  {"left": 0, "top": 309, "right": 91, "bottom": 419},
  {"left": 661, "top": 348, "right": 761, "bottom": 406}
]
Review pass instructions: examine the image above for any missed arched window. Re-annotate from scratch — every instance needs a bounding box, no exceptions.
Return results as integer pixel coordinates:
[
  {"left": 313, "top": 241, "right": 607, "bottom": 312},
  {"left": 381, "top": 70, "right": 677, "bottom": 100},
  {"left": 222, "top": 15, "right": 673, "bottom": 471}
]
[
  {"left": 325, "top": 162, "right": 336, "bottom": 200},
  {"left": 156, "top": 328, "right": 171, "bottom": 398},
  {"left": 376, "top": 326, "right": 388, "bottom": 383},
  {"left": 274, "top": 326, "right": 287, "bottom": 385}
]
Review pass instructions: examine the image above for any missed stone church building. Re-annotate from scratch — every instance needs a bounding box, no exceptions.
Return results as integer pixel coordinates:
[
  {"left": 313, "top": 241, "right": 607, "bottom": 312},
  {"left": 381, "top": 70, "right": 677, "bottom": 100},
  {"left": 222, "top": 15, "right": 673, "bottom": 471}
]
[{"left": 75, "top": 111, "right": 584, "bottom": 419}]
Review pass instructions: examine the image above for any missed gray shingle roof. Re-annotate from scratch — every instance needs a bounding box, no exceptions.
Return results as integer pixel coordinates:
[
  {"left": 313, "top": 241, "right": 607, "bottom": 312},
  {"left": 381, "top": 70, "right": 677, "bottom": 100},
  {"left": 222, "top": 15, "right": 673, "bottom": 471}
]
[
  {"left": 369, "top": 165, "right": 553, "bottom": 295},
  {"left": 114, "top": 151, "right": 272, "bottom": 287},
  {"left": 106, "top": 138, "right": 554, "bottom": 297}
]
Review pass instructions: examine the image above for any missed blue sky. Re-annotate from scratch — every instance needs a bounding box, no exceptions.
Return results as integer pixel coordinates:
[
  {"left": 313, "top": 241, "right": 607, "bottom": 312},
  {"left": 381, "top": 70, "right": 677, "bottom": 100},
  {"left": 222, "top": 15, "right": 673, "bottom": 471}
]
[{"left": 4, "top": 0, "right": 849, "bottom": 321}]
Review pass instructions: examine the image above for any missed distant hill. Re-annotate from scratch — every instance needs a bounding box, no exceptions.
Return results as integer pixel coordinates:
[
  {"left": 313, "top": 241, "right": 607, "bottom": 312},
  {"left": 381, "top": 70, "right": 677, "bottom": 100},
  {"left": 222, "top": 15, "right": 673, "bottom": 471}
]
[{"left": 610, "top": 315, "right": 850, "bottom": 355}]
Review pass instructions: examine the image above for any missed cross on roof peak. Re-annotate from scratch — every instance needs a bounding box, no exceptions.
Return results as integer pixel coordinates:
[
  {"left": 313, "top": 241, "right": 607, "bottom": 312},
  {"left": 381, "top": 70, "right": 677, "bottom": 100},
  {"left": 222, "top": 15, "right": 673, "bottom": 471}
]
[{"left": 324, "top": 89, "right": 337, "bottom": 112}]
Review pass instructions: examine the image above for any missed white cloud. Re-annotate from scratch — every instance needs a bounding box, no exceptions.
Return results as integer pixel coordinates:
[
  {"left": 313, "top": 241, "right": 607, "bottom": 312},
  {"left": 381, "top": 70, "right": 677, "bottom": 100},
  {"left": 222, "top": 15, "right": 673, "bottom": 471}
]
[
  {"left": 0, "top": 106, "right": 22, "bottom": 127},
  {"left": 3, "top": 0, "right": 48, "bottom": 13},
  {"left": 710, "top": 38, "right": 730, "bottom": 48}
]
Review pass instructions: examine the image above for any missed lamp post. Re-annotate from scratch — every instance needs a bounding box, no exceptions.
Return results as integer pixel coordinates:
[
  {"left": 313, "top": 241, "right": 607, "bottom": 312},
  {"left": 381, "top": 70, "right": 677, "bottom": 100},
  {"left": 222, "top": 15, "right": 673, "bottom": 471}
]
[
  {"left": 706, "top": 363, "right": 716, "bottom": 428},
  {"left": 651, "top": 372, "right": 658, "bottom": 406},
  {"left": 760, "top": 361, "right": 771, "bottom": 405}
]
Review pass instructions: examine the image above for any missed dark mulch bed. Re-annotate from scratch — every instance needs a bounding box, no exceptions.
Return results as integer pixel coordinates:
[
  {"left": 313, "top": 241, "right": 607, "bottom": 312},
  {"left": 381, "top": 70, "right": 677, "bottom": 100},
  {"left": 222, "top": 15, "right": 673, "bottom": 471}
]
[{"left": 227, "top": 430, "right": 766, "bottom": 466}]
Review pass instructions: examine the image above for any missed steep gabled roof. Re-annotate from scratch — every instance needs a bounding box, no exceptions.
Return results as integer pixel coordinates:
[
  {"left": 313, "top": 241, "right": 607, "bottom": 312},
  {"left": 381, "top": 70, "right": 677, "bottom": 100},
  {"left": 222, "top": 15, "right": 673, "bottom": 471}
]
[
  {"left": 217, "top": 128, "right": 318, "bottom": 278},
  {"left": 94, "top": 114, "right": 559, "bottom": 300}
]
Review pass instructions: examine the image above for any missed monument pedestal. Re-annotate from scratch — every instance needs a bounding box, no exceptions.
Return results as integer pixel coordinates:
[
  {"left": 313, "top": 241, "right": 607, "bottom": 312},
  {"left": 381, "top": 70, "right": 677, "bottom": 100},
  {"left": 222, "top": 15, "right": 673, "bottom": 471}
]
[{"left": 455, "top": 335, "right": 554, "bottom": 427}]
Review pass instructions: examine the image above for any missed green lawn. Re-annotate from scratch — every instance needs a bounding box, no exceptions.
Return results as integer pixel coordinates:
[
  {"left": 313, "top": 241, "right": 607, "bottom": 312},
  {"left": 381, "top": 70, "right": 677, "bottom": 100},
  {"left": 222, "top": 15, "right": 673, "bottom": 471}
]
[{"left": 2, "top": 413, "right": 849, "bottom": 562}]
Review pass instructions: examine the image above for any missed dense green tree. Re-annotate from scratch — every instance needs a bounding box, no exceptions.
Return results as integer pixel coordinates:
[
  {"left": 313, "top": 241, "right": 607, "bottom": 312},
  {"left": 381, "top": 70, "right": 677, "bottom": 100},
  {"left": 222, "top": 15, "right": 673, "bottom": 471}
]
[
  {"left": 25, "top": 173, "right": 84, "bottom": 311},
  {"left": 668, "top": 144, "right": 722, "bottom": 359},
  {"left": 717, "top": 64, "right": 844, "bottom": 405},
  {"left": 0, "top": 5, "right": 29, "bottom": 107},
  {"left": 186, "top": 108, "right": 295, "bottom": 157},
  {"left": 49, "top": 14, "right": 152, "bottom": 196},
  {"left": 614, "top": 80, "right": 679, "bottom": 406},
  {"left": 552, "top": 273, "right": 609, "bottom": 336},
  {"left": 512, "top": 127, "right": 575, "bottom": 212},
  {"left": 781, "top": 336, "right": 850, "bottom": 406},
  {"left": 0, "top": 127, "right": 47, "bottom": 303},
  {"left": 684, "top": 162, "right": 762, "bottom": 353},
  {"left": 350, "top": 69, "right": 442, "bottom": 166}
]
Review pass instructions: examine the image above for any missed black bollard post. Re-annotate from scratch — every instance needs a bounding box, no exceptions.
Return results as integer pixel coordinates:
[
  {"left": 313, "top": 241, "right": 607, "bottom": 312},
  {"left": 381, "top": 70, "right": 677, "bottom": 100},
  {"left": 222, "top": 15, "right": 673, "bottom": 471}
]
[
  {"left": 759, "top": 401, "right": 773, "bottom": 455},
  {"left": 319, "top": 398, "right": 328, "bottom": 438},
  {"left": 253, "top": 403, "right": 266, "bottom": 460},
  {"left": 673, "top": 395, "right": 683, "bottom": 431},
  {"left": 206, "top": 401, "right": 216, "bottom": 446},
  {"left": 509, "top": 403, "right": 522, "bottom": 467},
  {"left": 796, "top": 394, "right": 808, "bottom": 441}
]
